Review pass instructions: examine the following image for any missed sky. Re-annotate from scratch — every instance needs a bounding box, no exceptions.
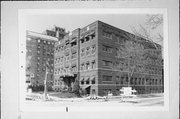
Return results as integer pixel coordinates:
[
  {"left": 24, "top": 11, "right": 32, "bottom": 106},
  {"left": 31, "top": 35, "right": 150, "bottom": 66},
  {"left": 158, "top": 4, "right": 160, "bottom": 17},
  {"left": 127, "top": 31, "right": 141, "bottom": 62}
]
[
  {"left": 27, "top": 14, "right": 148, "bottom": 33},
  {"left": 26, "top": 14, "right": 163, "bottom": 45}
]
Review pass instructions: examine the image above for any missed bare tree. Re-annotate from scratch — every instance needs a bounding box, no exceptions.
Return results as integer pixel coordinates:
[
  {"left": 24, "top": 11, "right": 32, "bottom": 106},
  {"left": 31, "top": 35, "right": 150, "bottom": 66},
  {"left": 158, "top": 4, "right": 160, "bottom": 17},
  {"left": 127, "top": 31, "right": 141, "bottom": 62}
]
[
  {"left": 117, "top": 30, "right": 163, "bottom": 88},
  {"left": 146, "top": 14, "right": 163, "bottom": 30},
  {"left": 117, "top": 33, "right": 146, "bottom": 87},
  {"left": 130, "top": 14, "right": 163, "bottom": 49}
]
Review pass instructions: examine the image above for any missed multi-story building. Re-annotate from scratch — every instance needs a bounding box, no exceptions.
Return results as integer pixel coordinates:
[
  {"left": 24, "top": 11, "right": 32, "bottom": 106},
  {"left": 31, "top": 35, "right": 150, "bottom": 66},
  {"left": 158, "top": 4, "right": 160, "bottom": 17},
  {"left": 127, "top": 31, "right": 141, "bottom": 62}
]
[
  {"left": 26, "top": 27, "right": 67, "bottom": 91},
  {"left": 54, "top": 20, "right": 164, "bottom": 96}
]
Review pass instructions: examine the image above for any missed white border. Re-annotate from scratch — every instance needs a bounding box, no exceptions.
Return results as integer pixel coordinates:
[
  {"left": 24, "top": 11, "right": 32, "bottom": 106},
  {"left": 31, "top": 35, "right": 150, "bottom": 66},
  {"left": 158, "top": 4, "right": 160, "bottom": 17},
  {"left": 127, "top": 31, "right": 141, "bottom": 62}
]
[{"left": 19, "top": 8, "right": 169, "bottom": 112}]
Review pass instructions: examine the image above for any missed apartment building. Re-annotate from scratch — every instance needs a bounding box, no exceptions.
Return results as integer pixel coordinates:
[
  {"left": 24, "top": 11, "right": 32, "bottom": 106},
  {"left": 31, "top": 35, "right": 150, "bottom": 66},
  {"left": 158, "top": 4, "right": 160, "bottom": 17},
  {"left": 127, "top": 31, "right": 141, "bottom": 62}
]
[
  {"left": 53, "top": 21, "right": 163, "bottom": 96},
  {"left": 26, "top": 27, "right": 67, "bottom": 91}
]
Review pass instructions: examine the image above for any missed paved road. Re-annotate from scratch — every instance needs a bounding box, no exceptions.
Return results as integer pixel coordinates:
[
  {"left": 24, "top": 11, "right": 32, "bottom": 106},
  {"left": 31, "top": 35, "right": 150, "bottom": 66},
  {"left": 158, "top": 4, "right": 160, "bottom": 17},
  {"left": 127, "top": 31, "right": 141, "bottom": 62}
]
[{"left": 26, "top": 93, "right": 164, "bottom": 107}]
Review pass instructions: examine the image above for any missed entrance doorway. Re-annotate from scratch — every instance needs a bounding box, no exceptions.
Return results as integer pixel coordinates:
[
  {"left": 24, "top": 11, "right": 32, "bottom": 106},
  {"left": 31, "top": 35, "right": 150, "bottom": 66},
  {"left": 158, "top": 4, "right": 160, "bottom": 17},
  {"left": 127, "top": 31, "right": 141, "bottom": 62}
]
[
  {"left": 85, "top": 86, "right": 91, "bottom": 95},
  {"left": 62, "top": 75, "right": 77, "bottom": 91}
]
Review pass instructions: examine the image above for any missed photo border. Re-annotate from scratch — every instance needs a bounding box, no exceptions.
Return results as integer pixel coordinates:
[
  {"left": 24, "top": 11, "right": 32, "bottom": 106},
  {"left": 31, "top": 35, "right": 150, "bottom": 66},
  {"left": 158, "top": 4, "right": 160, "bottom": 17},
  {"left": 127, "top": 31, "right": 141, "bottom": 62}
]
[{"left": 18, "top": 8, "right": 169, "bottom": 112}]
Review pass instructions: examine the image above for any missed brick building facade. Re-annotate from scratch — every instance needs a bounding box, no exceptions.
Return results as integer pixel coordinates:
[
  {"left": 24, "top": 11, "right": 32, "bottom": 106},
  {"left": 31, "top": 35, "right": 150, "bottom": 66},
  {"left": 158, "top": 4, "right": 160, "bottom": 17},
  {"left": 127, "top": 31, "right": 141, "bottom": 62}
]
[
  {"left": 54, "top": 21, "right": 163, "bottom": 96},
  {"left": 26, "top": 27, "right": 67, "bottom": 91}
]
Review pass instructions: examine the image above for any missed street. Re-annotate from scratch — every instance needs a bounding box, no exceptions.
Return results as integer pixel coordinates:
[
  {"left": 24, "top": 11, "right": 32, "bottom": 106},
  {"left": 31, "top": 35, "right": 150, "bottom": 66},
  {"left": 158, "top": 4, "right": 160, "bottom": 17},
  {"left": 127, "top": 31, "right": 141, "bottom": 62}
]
[{"left": 25, "top": 92, "right": 164, "bottom": 107}]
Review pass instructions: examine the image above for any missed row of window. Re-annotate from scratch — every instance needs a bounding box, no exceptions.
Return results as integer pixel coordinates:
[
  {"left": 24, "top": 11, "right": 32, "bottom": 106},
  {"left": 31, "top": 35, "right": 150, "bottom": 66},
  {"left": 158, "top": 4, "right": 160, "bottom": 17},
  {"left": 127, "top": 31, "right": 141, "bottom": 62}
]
[
  {"left": 37, "top": 39, "right": 54, "bottom": 45},
  {"left": 54, "top": 39, "right": 77, "bottom": 53},
  {"left": 54, "top": 80, "right": 62, "bottom": 86},
  {"left": 54, "top": 65, "right": 77, "bottom": 75},
  {"left": 80, "top": 60, "right": 96, "bottom": 71},
  {"left": 102, "top": 31, "right": 127, "bottom": 43},
  {"left": 102, "top": 60, "right": 113, "bottom": 67},
  {"left": 36, "top": 68, "right": 54, "bottom": 73},
  {"left": 37, "top": 44, "right": 53, "bottom": 49},
  {"left": 37, "top": 62, "right": 54, "bottom": 67},
  {"left": 81, "top": 44, "right": 96, "bottom": 57},
  {"left": 55, "top": 33, "right": 95, "bottom": 52},
  {"left": 102, "top": 45, "right": 113, "bottom": 53},
  {"left": 102, "top": 75, "right": 162, "bottom": 85},
  {"left": 102, "top": 60, "right": 163, "bottom": 75},
  {"left": 103, "top": 31, "right": 113, "bottom": 39},
  {"left": 80, "top": 32, "right": 96, "bottom": 44},
  {"left": 36, "top": 69, "right": 54, "bottom": 76},
  {"left": 102, "top": 45, "right": 162, "bottom": 66},
  {"left": 37, "top": 50, "right": 54, "bottom": 57},
  {"left": 102, "top": 87, "right": 162, "bottom": 95},
  {"left": 80, "top": 76, "right": 96, "bottom": 85},
  {"left": 37, "top": 57, "right": 54, "bottom": 63},
  {"left": 54, "top": 52, "right": 77, "bottom": 64}
]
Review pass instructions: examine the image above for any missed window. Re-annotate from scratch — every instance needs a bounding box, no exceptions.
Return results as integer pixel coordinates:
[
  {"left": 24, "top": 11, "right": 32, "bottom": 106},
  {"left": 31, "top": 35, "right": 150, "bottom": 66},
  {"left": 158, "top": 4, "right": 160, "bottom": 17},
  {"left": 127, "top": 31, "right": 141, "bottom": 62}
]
[
  {"left": 37, "top": 50, "right": 40, "bottom": 55},
  {"left": 65, "top": 40, "right": 70, "bottom": 45},
  {"left": 102, "top": 75, "right": 112, "bottom": 81},
  {"left": 85, "top": 36, "right": 90, "bottom": 42},
  {"left": 135, "top": 78, "right": 137, "bottom": 85},
  {"left": 146, "top": 79, "right": 149, "bottom": 85},
  {"left": 71, "top": 39, "right": 77, "bottom": 47},
  {"left": 142, "top": 78, "right": 145, "bottom": 84},
  {"left": 116, "top": 76, "right": 119, "bottom": 81},
  {"left": 65, "top": 66, "right": 70, "bottom": 74},
  {"left": 121, "top": 77, "right": 124, "bottom": 84},
  {"left": 102, "top": 60, "right": 113, "bottom": 67},
  {"left": 159, "top": 79, "right": 162, "bottom": 85},
  {"left": 38, "top": 39, "right": 41, "bottom": 43},
  {"left": 71, "top": 65, "right": 77, "bottom": 72},
  {"left": 65, "top": 53, "right": 70, "bottom": 61},
  {"left": 91, "top": 45, "right": 96, "bottom": 54},
  {"left": 102, "top": 45, "right": 113, "bottom": 53},
  {"left": 37, "top": 44, "right": 41, "bottom": 49},
  {"left": 103, "top": 31, "right": 112, "bottom": 39},
  {"left": 55, "top": 47, "right": 58, "bottom": 52},
  {"left": 116, "top": 62, "right": 121, "bottom": 70},
  {"left": 90, "top": 32, "right": 95, "bottom": 39},
  {"left": 86, "top": 62, "right": 90, "bottom": 70},
  {"left": 85, "top": 77, "right": 90, "bottom": 84},
  {"left": 61, "top": 46, "right": 64, "bottom": 51},
  {"left": 139, "top": 78, "right": 141, "bottom": 85},
  {"left": 119, "top": 36, "right": 126, "bottom": 43},
  {"left": 61, "top": 68, "right": 64, "bottom": 74},
  {"left": 115, "top": 35, "right": 120, "bottom": 43},
  {"left": 58, "top": 68, "right": 61, "bottom": 74},
  {"left": 115, "top": 48, "right": 120, "bottom": 57},
  {"left": 44, "top": 40, "right": 46, "bottom": 44},
  {"left": 81, "top": 49, "right": 85, "bottom": 57},
  {"left": 86, "top": 47, "right": 90, "bottom": 56},
  {"left": 126, "top": 77, "right": 128, "bottom": 83},
  {"left": 81, "top": 63, "right": 85, "bottom": 71},
  {"left": 91, "top": 76, "right": 95, "bottom": 84},
  {"left": 130, "top": 78, "right": 134, "bottom": 84},
  {"left": 91, "top": 60, "right": 96, "bottom": 69},
  {"left": 71, "top": 52, "right": 77, "bottom": 59},
  {"left": 80, "top": 38, "right": 85, "bottom": 43}
]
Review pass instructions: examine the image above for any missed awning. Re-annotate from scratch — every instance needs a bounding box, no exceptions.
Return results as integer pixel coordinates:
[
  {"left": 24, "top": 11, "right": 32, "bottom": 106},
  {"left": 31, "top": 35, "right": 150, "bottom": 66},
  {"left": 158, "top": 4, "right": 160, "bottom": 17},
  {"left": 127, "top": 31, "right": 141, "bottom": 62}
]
[
  {"left": 90, "top": 76, "right": 95, "bottom": 81},
  {"left": 81, "top": 85, "right": 91, "bottom": 89},
  {"left": 90, "top": 31, "right": 95, "bottom": 35},
  {"left": 84, "top": 77, "right": 90, "bottom": 81},
  {"left": 80, "top": 77, "right": 84, "bottom": 81},
  {"left": 70, "top": 37, "right": 77, "bottom": 42}
]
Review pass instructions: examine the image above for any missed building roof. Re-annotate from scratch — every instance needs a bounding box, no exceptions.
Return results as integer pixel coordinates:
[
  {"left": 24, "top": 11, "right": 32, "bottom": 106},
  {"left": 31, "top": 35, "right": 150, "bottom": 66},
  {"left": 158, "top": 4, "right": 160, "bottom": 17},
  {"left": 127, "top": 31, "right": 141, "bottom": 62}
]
[{"left": 27, "top": 30, "right": 58, "bottom": 41}]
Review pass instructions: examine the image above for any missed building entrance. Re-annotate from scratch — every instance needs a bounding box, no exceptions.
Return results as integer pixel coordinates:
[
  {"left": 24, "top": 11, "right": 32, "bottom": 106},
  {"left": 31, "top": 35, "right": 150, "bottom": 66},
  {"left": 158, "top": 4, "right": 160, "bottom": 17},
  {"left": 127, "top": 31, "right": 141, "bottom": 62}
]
[
  {"left": 85, "top": 86, "right": 91, "bottom": 95},
  {"left": 62, "top": 75, "right": 77, "bottom": 91}
]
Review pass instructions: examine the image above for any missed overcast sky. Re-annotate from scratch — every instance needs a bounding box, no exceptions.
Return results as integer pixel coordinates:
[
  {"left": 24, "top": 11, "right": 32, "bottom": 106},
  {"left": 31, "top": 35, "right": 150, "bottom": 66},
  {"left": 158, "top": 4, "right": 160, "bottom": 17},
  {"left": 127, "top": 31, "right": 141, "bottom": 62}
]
[
  {"left": 26, "top": 14, "right": 163, "bottom": 45},
  {"left": 27, "top": 14, "right": 148, "bottom": 33}
]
